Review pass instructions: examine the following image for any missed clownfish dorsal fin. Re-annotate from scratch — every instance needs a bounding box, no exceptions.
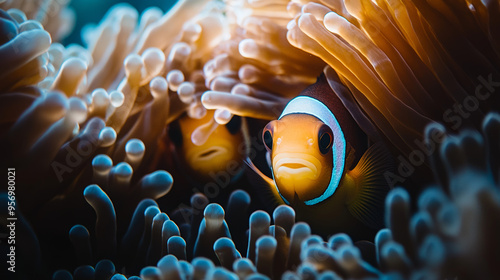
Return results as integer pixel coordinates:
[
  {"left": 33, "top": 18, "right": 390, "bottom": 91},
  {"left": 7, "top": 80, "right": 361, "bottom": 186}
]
[
  {"left": 244, "top": 157, "right": 285, "bottom": 208},
  {"left": 346, "top": 143, "right": 393, "bottom": 230}
]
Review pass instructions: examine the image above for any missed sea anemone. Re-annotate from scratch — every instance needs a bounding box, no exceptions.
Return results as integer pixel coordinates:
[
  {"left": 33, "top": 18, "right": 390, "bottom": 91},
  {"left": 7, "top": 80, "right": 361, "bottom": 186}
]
[
  {"left": 286, "top": 0, "right": 500, "bottom": 175},
  {"left": 200, "top": 0, "right": 325, "bottom": 123},
  {"left": 1, "top": 0, "right": 500, "bottom": 279},
  {"left": 0, "top": 8, "right": 51, "bottom": 93},
  {"left": 0, "top": 0, "right": 74, "bottom": 42}
]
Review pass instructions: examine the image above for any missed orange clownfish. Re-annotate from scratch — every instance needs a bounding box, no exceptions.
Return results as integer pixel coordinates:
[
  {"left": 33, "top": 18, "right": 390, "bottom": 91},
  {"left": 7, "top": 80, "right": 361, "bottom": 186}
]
[
  {"left": 247, "top": 74, "right": 392, "bottom": 238},
  {"left": 169, "top": 110, "right": 247, "bottom": 184}
]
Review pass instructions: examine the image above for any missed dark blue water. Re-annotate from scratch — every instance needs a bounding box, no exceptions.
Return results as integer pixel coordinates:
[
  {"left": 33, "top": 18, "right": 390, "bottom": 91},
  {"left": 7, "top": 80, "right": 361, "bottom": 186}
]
[{"left": 64, "top": 0, "right": 177, "bottom": 45}]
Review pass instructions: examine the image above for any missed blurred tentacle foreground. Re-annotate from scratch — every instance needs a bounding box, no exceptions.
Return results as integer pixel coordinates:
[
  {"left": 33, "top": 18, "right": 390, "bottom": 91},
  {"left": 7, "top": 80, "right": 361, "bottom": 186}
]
[{"left": 0, "top": 0, "right": 499, "bottom": 280}]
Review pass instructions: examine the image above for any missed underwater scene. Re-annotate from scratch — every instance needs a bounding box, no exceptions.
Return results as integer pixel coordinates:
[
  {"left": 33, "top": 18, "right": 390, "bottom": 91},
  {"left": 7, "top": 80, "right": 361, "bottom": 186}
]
[{"left": 1, "top": 0, "right": 500, "bottom": 279}]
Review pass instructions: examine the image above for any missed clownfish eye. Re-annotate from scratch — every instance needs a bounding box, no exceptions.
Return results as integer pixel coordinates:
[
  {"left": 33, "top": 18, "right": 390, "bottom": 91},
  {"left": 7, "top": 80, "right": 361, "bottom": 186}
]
[
  {"left": 168, "top": 120, "right": 183, "bottom": 147},
  {"left": 225, "top": 115, "right": 242, "bottom": 134},
  {"left": 263, "top": 121, "right": 277, "bottom": 151},
  {"left": 318, "top": 125, "right": 333, "bottom": 154},
  {"left": 263, "top": 130, "right": 273, "bottom": 150}
]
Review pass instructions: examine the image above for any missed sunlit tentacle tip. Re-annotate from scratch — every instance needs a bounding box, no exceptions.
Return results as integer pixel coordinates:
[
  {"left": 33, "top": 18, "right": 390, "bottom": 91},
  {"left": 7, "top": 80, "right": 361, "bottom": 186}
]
[
  {"left": 145, "top": 205, "right": 161, "bottom": 221},
  {"left": 163, "top": 219, "right": 179, "bottom": 237},
  {"left": 142, "top": 47, "right": 166, "bottom": 74},
  {"left": 301, "top": 244, "right": 334, "bottom": 266},
  {"left": 19, "top": 19, "right": 44, "bottom": 32},
  {"left": 140, "top": 266, "right": 162, "bottom": 279},
  {"left": 191, "top": 116, "right": 217, "bottom": 146},
  {"left": 69, "top": 224, "right": 90, "bottom": 239},
  {"left": 113, "top": 162, "right": 133, "bottom": 179},
  {"left": 204, "top": 203, "right": 225, "bottom": 228},
  {"left": 231, "top": 83, "right": 251, "bottom": 95},
  {"left": 168, "top": 235, "right": 187, "bottom": 259},
  {"left": 387, "top": 188, "right": 410, "bottom": 205},
  {"left": 83, "top": 184, "right": 101, "bottom": 197},
  {"left": 297, "top": 263, "right": 319, "bottom": 279},
  {"left": 109, "top": 91, "right": 125, "bottom": 108},
  {"left": 238, "top": 64, "right": 259, "bottom": 84},
  {"left": 328, "top": 233, "right": 352, "bottom": 251},
  {"left": 98, "top": 127, "right": 117, "bottom": 147},
  {"left": 167, "top": 69, "right": 185, "bottom": 92},
  {"left": 250, "top": 210, "right": 271, "bottom": 228},
  {"left": 157, "top": 254, "right": 183, "bottom": 278},
  {"left": 68, "top": 97, "right": 87, "bottom": 123},
  {"left": 338, "top": 245, "right": 361, "bottom": 266},
  {"left": 110, "top": 274, "right": 127, "bottom": 280},
  {"left": 233, "top": 258, "right": 256, "bottom": 275},
  {"left": 290, "top": 222, "right": 311, "bottom": 240},
  {"left": 124, "top": 54, "right": 144, "bottom": 83},
  {"left": 187, "top": 102, "right": 207, "bottom": 120},
  {"left": 256, "top": 235, "right": 277, "bottom": 254},
  {"left": 95, "top": 259, "right": 115, "bottom": 278},
  {"left": 214, "top": 237, "right": 236, "bottom": 252},
  {"left": 273, "top": 205, "right": 295, "bottom": 233},
  {"left": 91, "top": 88, "right": 109, "bottom": 106},
  {"left": 239, "top": 38, "right": 259, "bottom": 58},
  {"left": 168, "top": 42, "right": 192, "bottom": 69},
  {"left": 410, "top": 212, "right": 434, "bottom": 242},
  {"left": 92, "top": 154, "right": 113, "bottom": 174},
  {"left": 301, "top": 235, "right": 324, "bottom": 251},
  {"left": 125, "top": 138, "right": 145, "bottom": 159},
  {"left": 374, "top": 229, "right": 392, "bottom": 247},
  {"left": 141, "top": 170, "right": 174, "bottom": 198},
  {"left": 181, "top": 22, "right": 202, "bottom": 43},
  {"left": 229, "top": 189, "right": 251, "bottom": 205},
  {"left": 73, "top": 265, "right": 95, "bottom": 279},
  {"left": 179, "top": 260, "right": 193, "bottom": 275},
  {"left": 177, "top": 82, "right": 195, "bottom": 104},
  {"left": 150, "top": 76, "right": 168, "bottom": 99},
  {"left": 192, "top": 257, "right": 215, "bottom": 277},
  {"left": 214, "top": 109, "right": 232, "bottom": 125},
  {"left": 482, "top": 112, "right": 500, "bottom": 132}
]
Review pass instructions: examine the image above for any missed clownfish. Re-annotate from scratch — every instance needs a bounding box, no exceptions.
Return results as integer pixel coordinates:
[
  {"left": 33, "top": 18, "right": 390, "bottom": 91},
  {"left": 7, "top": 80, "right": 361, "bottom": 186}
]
[
  {"left": 168, "top": 109, "right": 247, "bottom": 184},
  {"left": 247, "top": 74, "right": 392, "bottom": 237}
]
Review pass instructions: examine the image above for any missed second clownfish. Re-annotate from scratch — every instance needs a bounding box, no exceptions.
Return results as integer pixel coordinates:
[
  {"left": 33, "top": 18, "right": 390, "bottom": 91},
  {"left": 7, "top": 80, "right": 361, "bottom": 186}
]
[{"left": 247, "top": 74, "right": 393, "bottom": 238}]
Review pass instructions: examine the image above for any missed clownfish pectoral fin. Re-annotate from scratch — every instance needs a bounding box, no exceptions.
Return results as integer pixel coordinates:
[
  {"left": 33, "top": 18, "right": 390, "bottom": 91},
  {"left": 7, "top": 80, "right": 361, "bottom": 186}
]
[
  {"left": 244, "top": 157, "right": 285, "bottom": 207},
  {"left": 346, "top": 143, "right": 394, "bottom": 230}
]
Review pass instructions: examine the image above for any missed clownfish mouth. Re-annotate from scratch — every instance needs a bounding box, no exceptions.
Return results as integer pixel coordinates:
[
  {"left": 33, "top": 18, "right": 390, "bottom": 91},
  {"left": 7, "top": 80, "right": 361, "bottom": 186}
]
[
  {"left": 273, "top": 153, "right": 321, "bottom": 181},
  {"left": 193, "top": 146, "right": 228, "bottom": 161}
]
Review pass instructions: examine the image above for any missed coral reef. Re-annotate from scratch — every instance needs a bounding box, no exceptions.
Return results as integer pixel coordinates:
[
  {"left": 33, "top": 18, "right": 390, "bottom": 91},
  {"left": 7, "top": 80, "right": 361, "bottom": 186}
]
[{"left": 0, "top": 0, "right": 499, "bottom": 279}]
